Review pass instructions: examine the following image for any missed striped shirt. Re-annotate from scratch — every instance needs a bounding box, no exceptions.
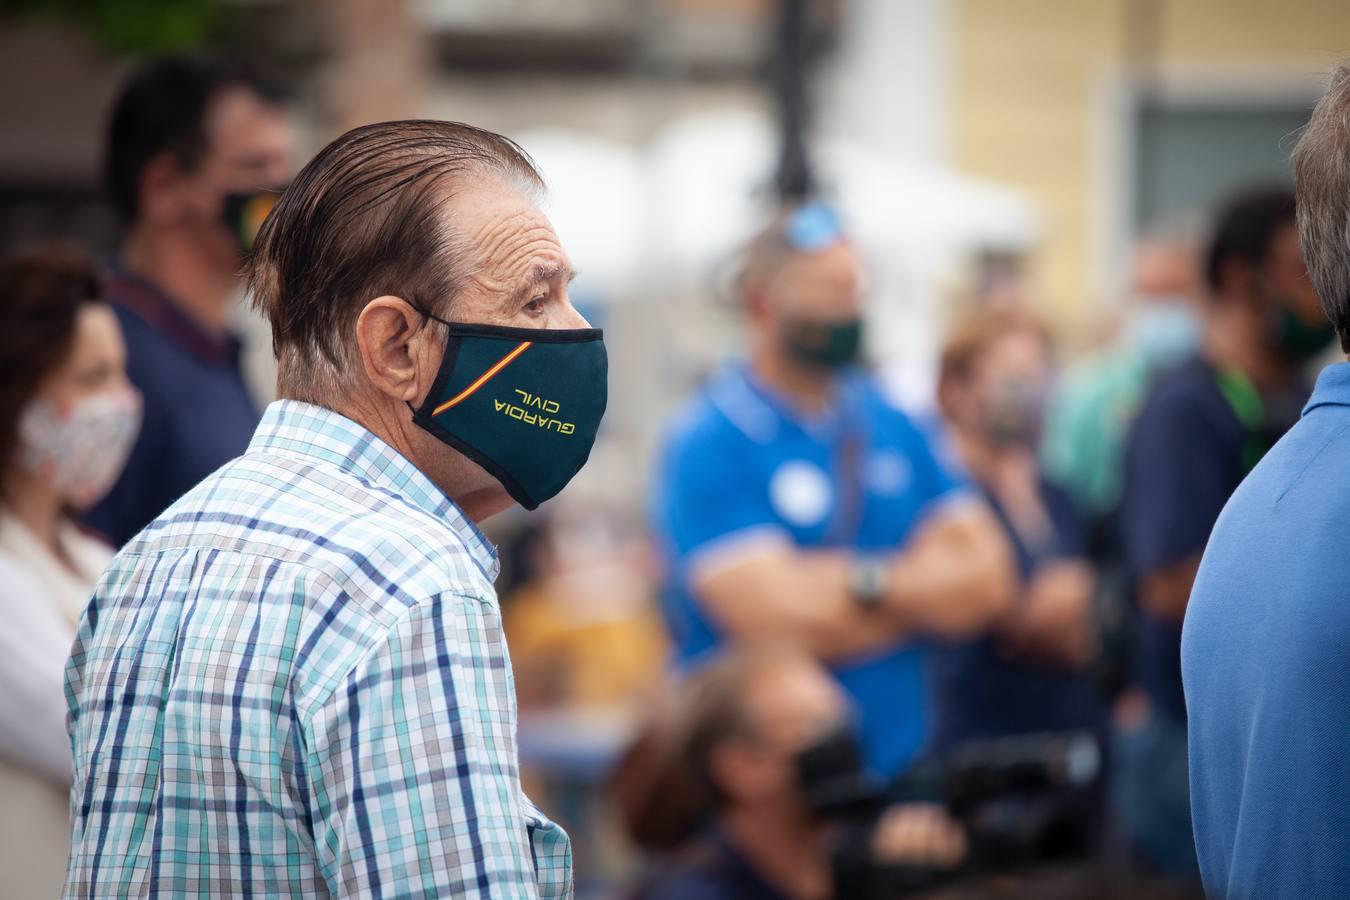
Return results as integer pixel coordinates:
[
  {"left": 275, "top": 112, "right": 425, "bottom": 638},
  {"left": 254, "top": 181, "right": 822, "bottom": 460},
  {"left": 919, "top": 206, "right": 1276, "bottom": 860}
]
[{"left": 65, "top": 400, "right": 572, "bottom": 898}]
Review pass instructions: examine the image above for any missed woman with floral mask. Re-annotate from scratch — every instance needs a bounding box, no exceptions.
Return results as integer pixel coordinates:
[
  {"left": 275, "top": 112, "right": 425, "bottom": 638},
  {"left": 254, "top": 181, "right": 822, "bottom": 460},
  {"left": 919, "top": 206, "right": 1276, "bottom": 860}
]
[
  {"left": 0, "top": 245, "right": 140, "bottom": 897},
  {"left": 933, "top": 307, "right": 1109, "bottom": 854}
]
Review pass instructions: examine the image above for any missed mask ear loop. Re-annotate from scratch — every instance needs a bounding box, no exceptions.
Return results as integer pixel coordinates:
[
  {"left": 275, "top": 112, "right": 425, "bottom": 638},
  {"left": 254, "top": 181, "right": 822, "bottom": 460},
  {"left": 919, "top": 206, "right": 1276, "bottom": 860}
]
[{"left": 406, "top": 301, "right": 451, "bottom": 416}]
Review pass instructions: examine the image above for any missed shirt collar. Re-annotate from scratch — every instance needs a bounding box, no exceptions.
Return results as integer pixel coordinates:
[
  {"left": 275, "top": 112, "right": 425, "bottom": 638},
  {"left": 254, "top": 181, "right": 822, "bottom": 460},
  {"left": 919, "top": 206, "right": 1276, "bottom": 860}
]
[
  {"left": 248, "top": 400, "right": 500, "bottom": 581},
  {"left": 1302, "top": 361, "right": 1350, "bottom": 417},
  {"left": 103, "top": 266, "right": 241, "bottom": 366}
]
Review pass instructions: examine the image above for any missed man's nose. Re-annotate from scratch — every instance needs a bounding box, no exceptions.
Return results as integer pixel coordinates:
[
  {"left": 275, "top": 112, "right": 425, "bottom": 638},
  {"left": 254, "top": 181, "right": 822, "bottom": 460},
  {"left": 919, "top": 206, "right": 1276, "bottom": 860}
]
[{"left": 558, "top": 299, "right": 591, "bottom": 329}]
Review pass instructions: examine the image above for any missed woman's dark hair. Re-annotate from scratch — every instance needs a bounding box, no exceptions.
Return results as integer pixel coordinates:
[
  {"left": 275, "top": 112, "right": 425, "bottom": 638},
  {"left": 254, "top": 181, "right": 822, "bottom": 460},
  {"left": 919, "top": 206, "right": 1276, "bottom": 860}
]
[
  {"left": 0, "top": 244, "right": 104, "bottom": 480},
  {"left": 610, "top": 645, "right": 800, "bottom": 851}
]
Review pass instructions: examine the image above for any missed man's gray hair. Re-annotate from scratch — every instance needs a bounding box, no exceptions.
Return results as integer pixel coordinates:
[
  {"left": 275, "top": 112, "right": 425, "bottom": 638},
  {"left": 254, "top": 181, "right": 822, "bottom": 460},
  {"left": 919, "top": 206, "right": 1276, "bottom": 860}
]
[{"left": 1294, "top": 60, "right": 1350, "bottom": 354}]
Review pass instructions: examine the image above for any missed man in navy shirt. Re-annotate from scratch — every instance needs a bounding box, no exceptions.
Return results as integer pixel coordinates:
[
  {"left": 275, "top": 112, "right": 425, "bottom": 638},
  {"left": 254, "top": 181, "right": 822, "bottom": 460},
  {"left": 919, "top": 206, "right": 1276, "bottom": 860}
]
[
  {"left": 85, "top": 57, "right": 293, "bottom": 546},
  {"left": 651, "top": 204, "right": 1014, "bottom": 776},
  {"left": 1120, "top": 185, "right": 1332, "bottom": 877},
  {"left": 1184, "top": 60, "right": 1350, "bottom": 898}
]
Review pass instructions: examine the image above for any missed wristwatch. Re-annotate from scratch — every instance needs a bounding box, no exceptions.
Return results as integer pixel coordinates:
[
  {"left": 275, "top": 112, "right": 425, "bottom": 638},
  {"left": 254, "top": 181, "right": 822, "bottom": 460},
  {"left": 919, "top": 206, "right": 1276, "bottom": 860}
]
[{"left": 849, "top": 555, "right": 889, "bottom": 612}]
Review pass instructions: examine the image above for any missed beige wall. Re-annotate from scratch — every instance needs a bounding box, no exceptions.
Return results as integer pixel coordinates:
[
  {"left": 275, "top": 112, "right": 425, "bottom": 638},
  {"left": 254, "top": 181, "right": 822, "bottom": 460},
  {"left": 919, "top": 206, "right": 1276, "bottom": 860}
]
[{"left": 951, "top": 0, "right": 1350, "bottom": 328}]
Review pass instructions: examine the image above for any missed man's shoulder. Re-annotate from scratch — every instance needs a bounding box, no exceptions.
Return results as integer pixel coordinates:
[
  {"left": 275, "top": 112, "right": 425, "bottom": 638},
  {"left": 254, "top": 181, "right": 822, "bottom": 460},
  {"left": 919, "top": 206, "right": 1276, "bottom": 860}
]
[
  {"left": 132, "top": 447, "right": 492, "bottom": 602},
  {"left": 659, "top": 373, "right": 761, "bottom": 465}
]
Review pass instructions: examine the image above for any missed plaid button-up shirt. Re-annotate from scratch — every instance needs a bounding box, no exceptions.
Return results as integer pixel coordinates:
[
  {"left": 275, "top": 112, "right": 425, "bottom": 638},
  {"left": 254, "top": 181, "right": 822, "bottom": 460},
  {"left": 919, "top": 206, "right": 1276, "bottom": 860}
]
[{"left": 65, "top": 400, "right": 572, "bottom": 898}]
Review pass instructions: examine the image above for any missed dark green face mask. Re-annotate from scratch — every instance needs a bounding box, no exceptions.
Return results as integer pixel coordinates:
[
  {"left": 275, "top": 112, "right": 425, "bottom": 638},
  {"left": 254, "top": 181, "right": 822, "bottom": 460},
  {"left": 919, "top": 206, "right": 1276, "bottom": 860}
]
[
  {"left": 1271, "top": 306, "right": 1336, "bottom": 363},
  {"left": 783, "top": 316, "right": 864, "bottom": 370},
  {"left": 411, "top": 317, "right": 608, "bottom": 510}
]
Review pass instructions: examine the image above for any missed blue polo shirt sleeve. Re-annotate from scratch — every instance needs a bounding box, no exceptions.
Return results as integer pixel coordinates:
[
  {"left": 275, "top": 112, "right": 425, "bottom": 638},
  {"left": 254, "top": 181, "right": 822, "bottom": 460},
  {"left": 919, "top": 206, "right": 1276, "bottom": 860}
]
[
  {"left": 654, "top": 415, "right": 784, "bottom": 566},
  {"left": 1120, "top": 384, "right": 1232, "bottom": 577},
  {"left": 890, "top": 407, "right": 970, "bottom": 518}
]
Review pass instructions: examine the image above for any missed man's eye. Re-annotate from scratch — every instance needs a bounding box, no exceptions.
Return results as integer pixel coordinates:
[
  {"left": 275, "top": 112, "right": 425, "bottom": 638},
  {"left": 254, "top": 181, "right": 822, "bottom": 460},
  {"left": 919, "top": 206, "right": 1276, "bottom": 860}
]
[{"left": 524, "top": 297, "right": 547, "bottom": 314}]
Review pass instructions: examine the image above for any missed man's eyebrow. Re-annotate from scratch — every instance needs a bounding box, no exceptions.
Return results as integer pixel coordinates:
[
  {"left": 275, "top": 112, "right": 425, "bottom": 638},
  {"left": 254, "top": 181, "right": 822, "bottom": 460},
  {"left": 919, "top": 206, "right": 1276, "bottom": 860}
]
[{"left": 510, "top": 261, "right": 576, "bottom": 302}]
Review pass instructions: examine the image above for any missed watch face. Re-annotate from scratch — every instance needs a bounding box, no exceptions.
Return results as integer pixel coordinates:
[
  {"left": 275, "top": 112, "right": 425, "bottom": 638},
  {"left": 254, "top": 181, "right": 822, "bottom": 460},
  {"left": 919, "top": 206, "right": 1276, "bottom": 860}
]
[{"left": 852, "top": 558, "right": 887, "bottom": 609}]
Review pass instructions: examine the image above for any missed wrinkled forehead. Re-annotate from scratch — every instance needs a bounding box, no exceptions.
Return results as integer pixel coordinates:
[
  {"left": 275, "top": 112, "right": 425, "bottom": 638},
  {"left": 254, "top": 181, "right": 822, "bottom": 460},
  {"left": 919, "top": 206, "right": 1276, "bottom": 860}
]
[{"left": 450, "top": 176, "right": 569, "bottom": 283}]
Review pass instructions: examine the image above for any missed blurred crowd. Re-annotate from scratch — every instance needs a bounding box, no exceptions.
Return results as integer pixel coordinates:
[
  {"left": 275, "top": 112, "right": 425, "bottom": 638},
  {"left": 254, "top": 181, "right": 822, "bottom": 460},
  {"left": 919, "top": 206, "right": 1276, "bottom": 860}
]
[{"left": 0, "top": 46, "right": 1339, "bottom": 900}]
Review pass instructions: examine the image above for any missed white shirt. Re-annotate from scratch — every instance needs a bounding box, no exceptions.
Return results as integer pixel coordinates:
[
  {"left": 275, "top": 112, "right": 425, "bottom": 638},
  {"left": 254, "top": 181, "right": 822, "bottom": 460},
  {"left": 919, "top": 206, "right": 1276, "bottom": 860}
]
[{"left": 0, "top": 510, "right": 111, "bottom": 899}]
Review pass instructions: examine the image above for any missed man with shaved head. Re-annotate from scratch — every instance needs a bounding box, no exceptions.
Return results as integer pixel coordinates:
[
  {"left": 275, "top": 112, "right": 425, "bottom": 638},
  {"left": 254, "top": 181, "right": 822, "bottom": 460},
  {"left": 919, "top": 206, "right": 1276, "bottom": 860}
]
[{"left": 65, "top": 121, "right": 604, "bottom": 897}]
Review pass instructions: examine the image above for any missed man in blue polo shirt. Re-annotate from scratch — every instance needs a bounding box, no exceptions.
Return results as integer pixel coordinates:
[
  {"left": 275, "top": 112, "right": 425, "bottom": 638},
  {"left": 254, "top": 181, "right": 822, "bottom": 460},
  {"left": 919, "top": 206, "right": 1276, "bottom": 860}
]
[
  {"left": 85, "top": 57, "right": 293, "bottom": 546},
  {"left": 1184, "top": 60, "right": 1350, "bottom": 898},
  {"left": 651, "top": 205, "right": 1014, "bottom": 776}
]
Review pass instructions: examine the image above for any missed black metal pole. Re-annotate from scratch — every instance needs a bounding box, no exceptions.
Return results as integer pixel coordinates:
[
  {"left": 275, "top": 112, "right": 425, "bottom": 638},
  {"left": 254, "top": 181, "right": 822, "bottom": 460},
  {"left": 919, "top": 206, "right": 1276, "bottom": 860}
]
[{"left": 773, "top": 0, "right": 814, "bottom": 204}]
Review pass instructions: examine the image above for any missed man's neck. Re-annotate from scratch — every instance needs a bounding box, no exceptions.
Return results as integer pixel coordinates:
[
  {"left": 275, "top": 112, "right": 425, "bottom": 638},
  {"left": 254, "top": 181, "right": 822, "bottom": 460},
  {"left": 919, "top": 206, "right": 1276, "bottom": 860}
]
[
  {"left": 123, "top": 227, "right": 237, "bottom": 336},
  {"left": 721, "top": 807, "right": 832, "bottom": 900},
  {"left": 330, "top": 395, "right": 514, "bottom": 524},
  {"left": 1204, "top": 304, "right": 1291, "bottom": 391},
  {"left": 750, "top": 346, "right": 835, "bottom": 415}
]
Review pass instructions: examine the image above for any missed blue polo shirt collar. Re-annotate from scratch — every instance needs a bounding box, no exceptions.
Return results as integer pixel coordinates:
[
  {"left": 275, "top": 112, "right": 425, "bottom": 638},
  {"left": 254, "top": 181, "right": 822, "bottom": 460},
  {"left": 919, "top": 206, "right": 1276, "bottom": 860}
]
[
  {"left": 1302, "top": 362, "right": 1350, "bottom": 417},
  {"left": 104, "top": 265, "right": 242, "bottom": 366},
  {"left": 711, "top": 361, "right": 860, "bottom": 444}
]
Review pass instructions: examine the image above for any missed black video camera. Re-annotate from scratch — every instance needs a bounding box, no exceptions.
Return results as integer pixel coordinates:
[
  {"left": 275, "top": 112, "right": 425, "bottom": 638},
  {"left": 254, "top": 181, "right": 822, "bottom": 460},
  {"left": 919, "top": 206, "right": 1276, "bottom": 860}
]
[{"left": 798, "top": 731, "right": 1103, "bottom": 899}]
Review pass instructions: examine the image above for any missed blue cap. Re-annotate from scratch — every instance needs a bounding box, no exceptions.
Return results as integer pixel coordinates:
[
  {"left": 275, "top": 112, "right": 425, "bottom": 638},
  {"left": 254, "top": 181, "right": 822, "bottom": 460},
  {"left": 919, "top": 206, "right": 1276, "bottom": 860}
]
[{"left": 783, "top": 201, "right": 844, "bottom": 251}]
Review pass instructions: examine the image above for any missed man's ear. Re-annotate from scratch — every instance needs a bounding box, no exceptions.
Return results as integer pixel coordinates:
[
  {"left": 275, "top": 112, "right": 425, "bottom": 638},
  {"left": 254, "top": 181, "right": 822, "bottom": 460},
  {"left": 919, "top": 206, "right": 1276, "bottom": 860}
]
[
  {"left": 138, "top": 152, "right": 187, "bottom": 225},
  {"left": 355, "top": 296, "right": 433, "bottom": 403}
]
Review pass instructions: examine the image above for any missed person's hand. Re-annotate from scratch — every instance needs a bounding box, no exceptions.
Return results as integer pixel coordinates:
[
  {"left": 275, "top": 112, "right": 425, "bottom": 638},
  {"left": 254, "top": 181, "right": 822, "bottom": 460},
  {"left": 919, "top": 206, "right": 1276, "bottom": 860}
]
[
  {"left": 1000, "top": 561, "right": 1097, "bottom": 668},
  {"left": 870, "top": 803, "right": 967, "bottom": 870}
]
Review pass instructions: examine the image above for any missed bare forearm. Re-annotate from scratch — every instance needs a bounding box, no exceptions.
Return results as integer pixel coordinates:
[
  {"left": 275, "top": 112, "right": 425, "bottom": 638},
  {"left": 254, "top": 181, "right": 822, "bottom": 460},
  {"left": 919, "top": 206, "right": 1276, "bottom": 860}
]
[
  {"left": 696, "top": 550, "right": 915, "bottom": 661},
  {"left": 884, "top": 511, "right": 1016, "bottom": 638},
  {"left": 1140, "top": 556, "right": 1201, "bottom": 621}
]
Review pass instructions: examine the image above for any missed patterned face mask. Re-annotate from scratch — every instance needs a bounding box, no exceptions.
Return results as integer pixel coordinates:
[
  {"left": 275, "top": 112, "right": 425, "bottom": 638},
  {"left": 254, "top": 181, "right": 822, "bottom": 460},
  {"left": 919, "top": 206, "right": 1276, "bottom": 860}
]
[{"left": 19, "top": 389, "right": 142, "bottom": 509}]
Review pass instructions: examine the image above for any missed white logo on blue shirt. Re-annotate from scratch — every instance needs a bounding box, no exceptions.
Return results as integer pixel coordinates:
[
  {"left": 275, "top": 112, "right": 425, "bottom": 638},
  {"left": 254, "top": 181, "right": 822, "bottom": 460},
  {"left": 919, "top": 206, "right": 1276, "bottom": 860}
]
[{"left": 770, "top": 461, "right": 834, "bottom": 527}]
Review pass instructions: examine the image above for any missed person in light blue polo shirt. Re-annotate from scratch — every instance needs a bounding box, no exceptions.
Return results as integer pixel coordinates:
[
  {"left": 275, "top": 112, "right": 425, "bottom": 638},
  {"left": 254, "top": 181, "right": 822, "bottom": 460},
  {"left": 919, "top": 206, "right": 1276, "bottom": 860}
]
[
  {"left": 1183, "top": 60, "right": 1350, "bottom": 899},
  {"left": 651, "top": 204, "right": 1015, "bottom": 776}
]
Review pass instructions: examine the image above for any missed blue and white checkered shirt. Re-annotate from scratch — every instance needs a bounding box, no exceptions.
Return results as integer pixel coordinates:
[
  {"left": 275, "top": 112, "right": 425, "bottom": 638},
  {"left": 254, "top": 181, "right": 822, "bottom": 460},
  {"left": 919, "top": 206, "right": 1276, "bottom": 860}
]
[{"left": 65, "top": 400, "right": 572, "bottom": 898}]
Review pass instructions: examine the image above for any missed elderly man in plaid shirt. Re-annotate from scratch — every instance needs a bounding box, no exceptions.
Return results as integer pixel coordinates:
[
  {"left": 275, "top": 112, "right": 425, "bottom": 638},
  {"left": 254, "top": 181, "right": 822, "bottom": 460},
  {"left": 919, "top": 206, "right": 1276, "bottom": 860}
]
[{"left": 64, "top": 120, "right": 609, "bottom": 898}]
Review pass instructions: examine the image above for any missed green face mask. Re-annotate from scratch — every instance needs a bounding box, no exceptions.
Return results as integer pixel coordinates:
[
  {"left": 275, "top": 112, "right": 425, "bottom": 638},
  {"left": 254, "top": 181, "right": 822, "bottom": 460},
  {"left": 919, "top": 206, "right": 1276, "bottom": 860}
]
[
  {"left": 782, "top": 316, "right": 864, "bottom": 370},
  {"left": 1271, "top": 306, "right": 1336, "bottom": 363},
  {"left": 411, "top": 317, "right": 608, "bottom": 510}
]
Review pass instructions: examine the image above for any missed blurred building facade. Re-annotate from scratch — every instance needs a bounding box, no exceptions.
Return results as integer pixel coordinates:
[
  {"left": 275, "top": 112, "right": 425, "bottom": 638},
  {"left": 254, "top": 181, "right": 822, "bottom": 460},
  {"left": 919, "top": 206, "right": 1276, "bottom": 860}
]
[{"left": 951, "top": 0, "right": 1350, "bottom": 327}]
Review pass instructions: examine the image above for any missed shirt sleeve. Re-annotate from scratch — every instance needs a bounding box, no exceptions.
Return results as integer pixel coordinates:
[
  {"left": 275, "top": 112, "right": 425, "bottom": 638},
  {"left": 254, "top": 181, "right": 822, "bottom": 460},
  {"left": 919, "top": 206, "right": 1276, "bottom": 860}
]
[
  {"left": 653, "top": 425, "right": 786, "bottom": 566},
  {"left": 1120, "top": 388, "right": 1232, "bottom": 578},
  {"left": 893, "top": 411, "right": 971, "bottom": 518},
  {"left": 302, "top": 592, "right": 571, "bottom": 900}
]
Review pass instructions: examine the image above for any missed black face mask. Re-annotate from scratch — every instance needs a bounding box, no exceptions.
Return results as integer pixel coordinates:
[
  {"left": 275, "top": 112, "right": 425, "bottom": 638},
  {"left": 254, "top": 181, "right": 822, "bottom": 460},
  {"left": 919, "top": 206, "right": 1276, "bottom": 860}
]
[
  {"left": 410, "top": 315, "right": 608, "bottom": 510},
  {"left": 794, "top": 722, "right": 881, "bottom": 819},
  {"left": 221, "top": 187, "right": 285, "bottom": 254}
]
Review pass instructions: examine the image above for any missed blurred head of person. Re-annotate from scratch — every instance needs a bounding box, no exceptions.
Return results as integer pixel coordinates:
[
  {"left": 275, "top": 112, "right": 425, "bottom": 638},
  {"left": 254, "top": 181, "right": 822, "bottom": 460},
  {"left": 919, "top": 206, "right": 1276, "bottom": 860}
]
[
  {"left": 247, "top": 120, "right": 600, "bottom": 521},
  {"left": 1125, "top": 230, "right": 1202, "bottom": 366},
  {"left": 1203, "top": 186, "right": 1334, "bottom": 368},
  {"left": 739, "top": 203, "right": 865, "bottom": 403},
  {"left": 1294, "top": 59, "right": 1350, "bottom": 360},
  {"left": 938, "top": 308, "right": 1055, "bottom": 459},
  {"left": 0, "top": 246, "right": 141, "bottom": 537},
  {"left": 685, "top": 645, "right": 859, "bottom": 831},
  {"left": 106, "top": 56, "right": 292, "bottom": 301}
]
